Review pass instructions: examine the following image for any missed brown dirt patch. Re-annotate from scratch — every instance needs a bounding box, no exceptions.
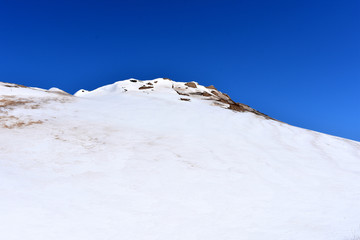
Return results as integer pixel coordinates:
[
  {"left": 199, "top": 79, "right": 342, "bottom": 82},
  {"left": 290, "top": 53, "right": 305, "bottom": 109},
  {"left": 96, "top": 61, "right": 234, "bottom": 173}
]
[
  {"left": 0, "top": 95, "right": 73, "bottom": 128},
  {"left": 1, "top": 118, "right": 43, "bottom": 129},
  {"left": 0, "top": 98, "right": 33, "bottom": 108},
  {"left": 2, "top": 83, "right": 28, "bottom": 88}
]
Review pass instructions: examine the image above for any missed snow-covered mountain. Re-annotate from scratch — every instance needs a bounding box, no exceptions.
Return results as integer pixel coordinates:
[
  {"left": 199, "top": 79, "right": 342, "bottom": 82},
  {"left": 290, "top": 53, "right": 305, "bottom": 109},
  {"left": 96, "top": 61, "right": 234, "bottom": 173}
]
[{"left": 1, "top": 78, "right": 359, "bottom": 240}]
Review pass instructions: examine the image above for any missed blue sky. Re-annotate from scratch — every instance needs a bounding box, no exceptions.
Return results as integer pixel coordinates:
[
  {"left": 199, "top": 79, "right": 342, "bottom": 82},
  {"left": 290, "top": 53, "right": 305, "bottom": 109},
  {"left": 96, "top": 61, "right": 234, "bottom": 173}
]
[{"left": 0, "top": 0, "right": 359, "bottom": 141}]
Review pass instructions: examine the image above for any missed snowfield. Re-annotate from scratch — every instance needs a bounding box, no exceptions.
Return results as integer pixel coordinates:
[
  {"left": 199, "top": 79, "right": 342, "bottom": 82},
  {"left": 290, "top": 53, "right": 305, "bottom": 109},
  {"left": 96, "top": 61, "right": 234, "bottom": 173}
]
[{"left": 0, "top": 78, "right": 359, "bottom": 240}]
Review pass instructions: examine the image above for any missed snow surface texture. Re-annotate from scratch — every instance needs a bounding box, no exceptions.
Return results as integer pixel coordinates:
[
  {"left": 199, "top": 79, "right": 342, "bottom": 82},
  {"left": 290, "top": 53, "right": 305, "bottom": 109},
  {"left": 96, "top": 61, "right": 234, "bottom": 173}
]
[{"left": 0, "top": 78, "right": 360, "bottom": 240}]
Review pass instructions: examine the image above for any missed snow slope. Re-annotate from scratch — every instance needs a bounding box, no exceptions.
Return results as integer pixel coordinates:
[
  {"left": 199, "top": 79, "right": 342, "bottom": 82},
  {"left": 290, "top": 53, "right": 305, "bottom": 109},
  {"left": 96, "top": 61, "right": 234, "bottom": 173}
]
[{"left": 0, "top": 78, "right": 360, "bottom": 240}]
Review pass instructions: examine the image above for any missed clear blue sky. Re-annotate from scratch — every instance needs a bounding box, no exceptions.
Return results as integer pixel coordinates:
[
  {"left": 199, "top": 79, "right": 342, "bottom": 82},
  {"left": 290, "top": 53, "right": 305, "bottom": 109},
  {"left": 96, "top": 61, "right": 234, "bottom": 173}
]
[{"left": 1, "top": 0, "right": 359, "bottom": 141}]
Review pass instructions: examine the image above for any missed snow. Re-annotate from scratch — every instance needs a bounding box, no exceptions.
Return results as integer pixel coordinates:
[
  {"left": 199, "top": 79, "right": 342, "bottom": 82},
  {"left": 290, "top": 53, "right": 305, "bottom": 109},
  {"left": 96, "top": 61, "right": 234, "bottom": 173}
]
[{"left": 0, "top": 78, "right": 360, "bottom": 240}]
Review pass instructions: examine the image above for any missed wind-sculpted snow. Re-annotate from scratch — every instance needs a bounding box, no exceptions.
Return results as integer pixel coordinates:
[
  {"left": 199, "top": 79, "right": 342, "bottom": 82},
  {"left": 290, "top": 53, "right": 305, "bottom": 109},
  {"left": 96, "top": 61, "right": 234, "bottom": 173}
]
[{"left": 0, "top": 79, "right": 360, "bottom": 240}]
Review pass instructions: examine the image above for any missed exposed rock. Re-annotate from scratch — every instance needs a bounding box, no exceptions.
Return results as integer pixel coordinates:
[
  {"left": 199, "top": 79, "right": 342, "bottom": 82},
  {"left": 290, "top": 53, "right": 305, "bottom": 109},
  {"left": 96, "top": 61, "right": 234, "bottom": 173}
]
[
  {"left": 175, "top": 91, "right": 190, "bottom": 96},
  {"left": 218, "top": 98, "right": 229, "bottom": 104},
  {"left": 227, "top": 101, "right": 275, "bottom": 120},
  {"left": 228, "top": 103, "right": 246, "bottom": 112},
  {"left": 130, "top": 80, "right": 137, "bottom": 82},
  {"left": 223, "top": 93, "right": 231, "bottom": 99},
  {"left": 189, "top": 92, "right": 203, "bottom": 96},
  {"left": 147, "top": 82, "right": 153, "bottom": 85},
  {"left": 206, "top": 85, "right": 216, "bottom": 90},
  {"left": 211, "top": 90, "right": 219, "bottom": 97},
  {"left": 139, "top": 86, "right": 153, "bottom": 90},
  {"left": 180, "top": 98, "right": 191, "bottom": 101},
  {"left": 185, "top": 82, "right": 197, "bottom": 88},
  {"left": 202, "top": 92, "right": 212, "bottom": 97}
]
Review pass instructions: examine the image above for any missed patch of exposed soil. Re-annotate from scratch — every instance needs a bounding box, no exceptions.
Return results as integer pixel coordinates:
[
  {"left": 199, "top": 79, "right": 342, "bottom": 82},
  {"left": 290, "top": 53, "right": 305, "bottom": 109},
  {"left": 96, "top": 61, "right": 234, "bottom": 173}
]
[
  {"left": 1, "top": 117, "right": 43, "bottom": 129},
  {"left": 2, "top": 83, "right": 29, "bottom": 88},
  {"left": 0, "top": 94, "right": 73, "bottom": 129},
  {"left": 0, "top": 97, "right": 34, "bottom": 109}
]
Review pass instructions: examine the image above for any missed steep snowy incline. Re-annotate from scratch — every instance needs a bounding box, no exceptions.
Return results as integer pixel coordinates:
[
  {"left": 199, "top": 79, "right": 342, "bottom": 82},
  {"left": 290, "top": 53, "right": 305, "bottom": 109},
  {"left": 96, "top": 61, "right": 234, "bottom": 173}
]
[{"left": 0, "top": 78, "right": 360, "bottom": 240}]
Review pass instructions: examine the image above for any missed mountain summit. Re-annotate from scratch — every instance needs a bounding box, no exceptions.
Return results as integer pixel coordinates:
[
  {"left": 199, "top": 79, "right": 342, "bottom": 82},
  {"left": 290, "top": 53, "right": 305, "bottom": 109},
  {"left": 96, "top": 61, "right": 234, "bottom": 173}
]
[
  {"left": 74, "top": 78, "right": 274, "bottom": 119},
  {"left": 1, "top": 79, "right": 360, "bottom": 240}
]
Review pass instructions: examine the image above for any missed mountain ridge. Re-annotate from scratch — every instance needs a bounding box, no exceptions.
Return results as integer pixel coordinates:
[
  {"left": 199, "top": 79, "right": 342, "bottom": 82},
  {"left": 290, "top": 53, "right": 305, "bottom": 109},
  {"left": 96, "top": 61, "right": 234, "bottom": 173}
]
[
  {"left": 0, "top": 78, "right": 360, "bottom": 240},
  {"left": 75, "top": 78, "right": 275, "bottom": 120}
]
